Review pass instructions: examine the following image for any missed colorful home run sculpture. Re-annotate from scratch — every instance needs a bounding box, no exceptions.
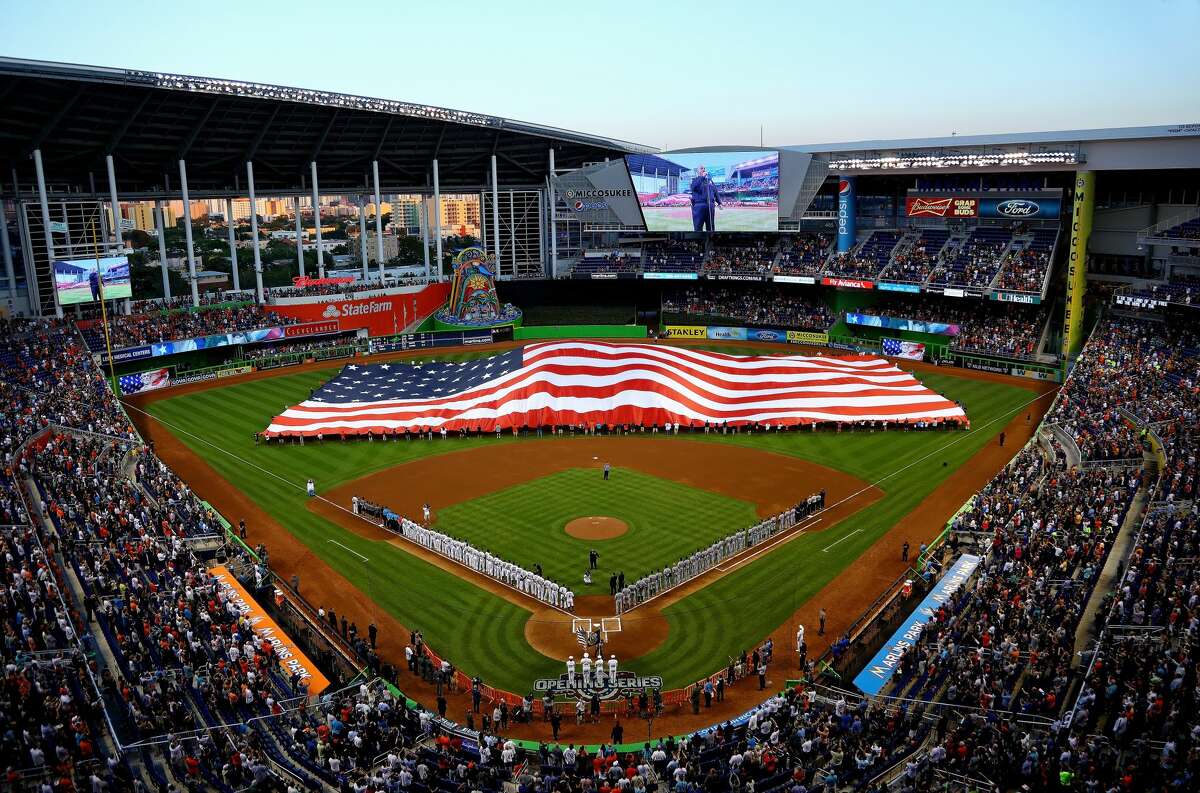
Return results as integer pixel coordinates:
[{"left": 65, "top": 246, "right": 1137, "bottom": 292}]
[{"left": 435, "top": 247, "right": 522, "bottom": 328}]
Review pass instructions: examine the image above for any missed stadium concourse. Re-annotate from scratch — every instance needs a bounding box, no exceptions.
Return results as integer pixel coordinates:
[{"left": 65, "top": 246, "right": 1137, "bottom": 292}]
[{"left": 4, "top": 305, "right": 1200, "bottom": 791}]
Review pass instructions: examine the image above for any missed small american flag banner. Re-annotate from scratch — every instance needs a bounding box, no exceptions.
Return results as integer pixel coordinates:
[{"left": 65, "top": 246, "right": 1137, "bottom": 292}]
[
  {"left": 119, "top": 367, "right": 171, "bottom": 395},
  {"left": 263, "top": 341, "right": 965, "bottom": 436},
  {"left": 882, "top": 338, "right": 926, "bottom": 361}
]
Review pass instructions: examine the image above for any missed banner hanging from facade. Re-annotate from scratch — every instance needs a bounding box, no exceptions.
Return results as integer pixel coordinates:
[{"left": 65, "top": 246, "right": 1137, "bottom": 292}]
[
  {"left": 209, "top": 565, "right": 331, "bottom": 696},
  {"left": 853, "top": 554, "right": 981, "bottom": 696}
]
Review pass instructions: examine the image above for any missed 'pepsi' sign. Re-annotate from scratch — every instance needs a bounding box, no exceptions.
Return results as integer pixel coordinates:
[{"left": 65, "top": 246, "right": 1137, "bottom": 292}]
[{"left": 836, "top": 177, "right": 857, "bottom": 253}]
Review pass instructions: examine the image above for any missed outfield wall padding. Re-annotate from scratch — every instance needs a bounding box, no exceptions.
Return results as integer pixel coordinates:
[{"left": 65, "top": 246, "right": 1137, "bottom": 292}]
[{"left": 513, "top": 324, "right": 647, "bottom": 340}]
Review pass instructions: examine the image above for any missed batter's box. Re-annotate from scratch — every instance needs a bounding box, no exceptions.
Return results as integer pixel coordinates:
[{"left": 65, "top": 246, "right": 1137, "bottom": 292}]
[
  {"left": 571, "top": 618, "right": 594, "bottom": 634},
  {"left": 600, "top": 617, "right": 622, "bottom": 635}
]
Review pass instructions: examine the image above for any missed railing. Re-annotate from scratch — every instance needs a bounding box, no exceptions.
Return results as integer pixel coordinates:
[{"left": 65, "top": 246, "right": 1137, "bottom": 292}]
[
  {"left": 1138, "top": 206, "right": 1200, "bottom": 241},
  {"left": 172, "top": 342, "right": 362, "bottom": 379}
]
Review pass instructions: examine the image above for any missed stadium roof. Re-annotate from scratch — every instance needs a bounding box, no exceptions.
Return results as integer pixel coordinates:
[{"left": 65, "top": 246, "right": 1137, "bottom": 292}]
[
  {"left": 786, "top": 124, "right": 1200, "bottom": 173},
  {"left": 789, "top": 124, "right": 1200, "bottom": 153},
  {"left": 624, "top": 153, "right": 688, "bottom": 175},
  {"left": 0, "top": 57, "right": 655, "bottom": 198}
]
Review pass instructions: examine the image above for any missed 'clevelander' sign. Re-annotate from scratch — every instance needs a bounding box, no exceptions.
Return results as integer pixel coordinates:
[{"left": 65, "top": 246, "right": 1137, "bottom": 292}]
[
  {"left": 533, "top": 670, "right": 664, "bottom": 700},
  {"left": 852, "top": 554, "right": 981, "bottom": 696}
]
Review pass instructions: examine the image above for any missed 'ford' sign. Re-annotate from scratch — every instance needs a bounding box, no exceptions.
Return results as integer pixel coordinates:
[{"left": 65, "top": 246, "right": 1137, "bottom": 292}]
[
  {"left": 978, "top": 196, "right": 1061, "bottom": 219},
  {"left": 995, "top": 199, "right": 1040, "bottom": 217}
]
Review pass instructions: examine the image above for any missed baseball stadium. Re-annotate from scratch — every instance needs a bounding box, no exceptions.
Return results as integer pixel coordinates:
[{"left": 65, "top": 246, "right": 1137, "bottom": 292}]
[{"left": 1, "top": 44, "right": 1199, "bottom": 793}]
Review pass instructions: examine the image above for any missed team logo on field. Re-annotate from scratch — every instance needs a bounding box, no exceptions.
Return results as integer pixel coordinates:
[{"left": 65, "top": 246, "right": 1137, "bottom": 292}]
[{"left": 532, "top": 670, "right": 663, "bottom": 701}]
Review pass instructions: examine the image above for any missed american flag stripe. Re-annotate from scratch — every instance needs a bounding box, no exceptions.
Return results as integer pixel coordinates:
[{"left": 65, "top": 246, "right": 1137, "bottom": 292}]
[{"left": 263, "top": 341, "right": 966, "bottom": 436}]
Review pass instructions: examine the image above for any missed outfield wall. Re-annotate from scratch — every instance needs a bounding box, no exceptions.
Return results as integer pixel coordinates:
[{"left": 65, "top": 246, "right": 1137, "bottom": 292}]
[{"left": 513, "top": 324, "right": 647, "bottom": 340}]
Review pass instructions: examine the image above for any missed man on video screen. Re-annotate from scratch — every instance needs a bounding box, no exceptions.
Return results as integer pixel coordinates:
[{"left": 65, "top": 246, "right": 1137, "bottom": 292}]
[{"left": 690, "top": 166, "right": 722, "bottom": 232}]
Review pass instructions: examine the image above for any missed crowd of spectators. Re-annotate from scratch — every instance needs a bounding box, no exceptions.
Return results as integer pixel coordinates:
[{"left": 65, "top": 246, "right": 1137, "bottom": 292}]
[
  {"left": 821, "top": 253, "right": 881, "bottom": 281},
  {"left": 704, "top": 236, "right": 776, "bottom": 276},
  {"left": 929, "top": 227, "right": 1014, "bottom": 288},
  {"left": 264, "top": 275, "right": 434, "bottom": 302},
  {"left": 845, "top": 294, "right": 1048, "bottom": 360},
  {"left": 7, "top": 306, "right": 1200, "bottom": 791},
  {"left": 994, "top": 247, "right": 1053, "bottom": 293},
  {"left": 662, "top": 286, "right": 834, "bottom": 330},
  {"left": 948, "top": 306, "right": 1045, "bottom": 360},
  {"left": 1125, "top": 272, "right": 1200, "bottom": 306},
  {"left": 642, "top": 240, "right": 705, "bottom": 273},
  {"left": 775, "top": 234, "right": 832, "bottom": 276},
  {"left": 240, "top": 336, "right": 357, "bottom": 362},
  {"left": 572, "top": 252, "right": 641, "bottom": 277},
  {"left": 78, "top": 303, "right": 299, "bottom": 351}
]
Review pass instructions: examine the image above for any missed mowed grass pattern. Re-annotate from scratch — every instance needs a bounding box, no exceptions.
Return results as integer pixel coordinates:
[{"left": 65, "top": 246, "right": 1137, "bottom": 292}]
[
  {"left": 145, "top": 349, "right": 1040, "bottom": 689},
  {"left": 433, "top": 468, "right": 760, "bottom": 592}
]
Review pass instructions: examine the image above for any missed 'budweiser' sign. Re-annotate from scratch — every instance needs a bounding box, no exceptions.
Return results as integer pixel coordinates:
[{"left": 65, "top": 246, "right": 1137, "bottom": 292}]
[
  {"left": 905, "top": 197, "right": 978, "bottom": 218},
  {"left": 292, "top": 275, "right": 356, "bottom": 288}
]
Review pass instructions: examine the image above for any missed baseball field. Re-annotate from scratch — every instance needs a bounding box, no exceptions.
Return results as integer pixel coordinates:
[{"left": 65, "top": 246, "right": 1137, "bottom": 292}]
[{"left": 128, "top": 340, "right": 1050, "bottom": 737}]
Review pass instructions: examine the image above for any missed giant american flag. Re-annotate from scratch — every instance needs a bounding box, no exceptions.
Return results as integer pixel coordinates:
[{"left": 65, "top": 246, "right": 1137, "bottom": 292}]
[{"left": 262, "top": 342, "right": 966, "bottom": 437}]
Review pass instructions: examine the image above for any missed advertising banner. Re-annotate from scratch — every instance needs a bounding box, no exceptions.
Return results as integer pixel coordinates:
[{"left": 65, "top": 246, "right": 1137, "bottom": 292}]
[
  {"left": 836, "top": 176, "right": 856, "bottom": 252},
  {"left": 268, "top": 282, "right": 450, "bottom": 337},
  {"left": 209, "top": 565, "right": 330, "bottom": 696},
  {"left": 745, "top": 328, "right": 789, "bottom": 342},
  {"left": 772, "top": 275, "right": 816, "bottom": 285},
  {"left": 643, "top": 272, "right": 699, "bottom": 280},
  {"left": 942, "top": 288, "right": 966, "bottom": 298},
  {"left": 661, "top": 325, "right": 707, "bottom": 339},
  {"left": 905, "top": 196, "right": 979, "bottom": 218},
  {"left": 979, "top": 196, "right": 1061, "bottom": 219},
  {"left": 173, "top": 371, "right": 219, "bottom": 385},
  {"left": 877, "top": 282, "right": 921, "bottom": 293},
  {"left": 101, "top": 345, "right": 153, "bottom": 365},
  {"left": 706, "top": 326, "right": 748, "bottom": 341},
  {"left": 958, "top": 358, "right": 1010, "bottom": 375},
  {"left": 846, "top": 312, "right": 960, "bottom": 336},
  {"left": 285, "top": 320, "right": 342, "bottom": 338},
  {"left": 218, "top": 365, "right": 253, "bottom": 379},
  {"left": 882, "top": 338, "right": 925, "bottom": 361},
  {"left": 905, "top": 194, "right": 1061, "bottom": 220},
  {"left": 712, "top": 274, "right": 766, "bottom": 282},
  {"left": 1063, "top": 173, "right": 1094, "bottom": 357},
  {"left": 117, "top": 367, "right": 171, "bottom": 395},
  {"left": 151, "top": 326, "right": 287, "bottom": 357},
  {"left": 853, "top": 554, "right": 981, "bottom": 696},
  {"left": 990, "top": 290, "right": 1041, "bottom": 305},
  {"left": 822, "top": 276, "right": 874, "bottom": 290},
  {"left": 786, "top": 330, "right": 829, "bottom": 345}
]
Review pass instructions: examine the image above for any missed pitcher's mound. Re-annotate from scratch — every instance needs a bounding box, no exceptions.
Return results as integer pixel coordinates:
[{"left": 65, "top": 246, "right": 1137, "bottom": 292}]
[{"left": 565, "top": 516, "right": 628, "bottom": 540}]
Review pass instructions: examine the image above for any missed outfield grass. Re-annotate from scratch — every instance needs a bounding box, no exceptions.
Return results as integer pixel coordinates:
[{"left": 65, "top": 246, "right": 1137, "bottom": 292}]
[
  {"left": 144, "top": 347, "right": 1037, "bottom": 690},
  {"left": 434, "top": 468, "right": 759, "bottom": 591}
]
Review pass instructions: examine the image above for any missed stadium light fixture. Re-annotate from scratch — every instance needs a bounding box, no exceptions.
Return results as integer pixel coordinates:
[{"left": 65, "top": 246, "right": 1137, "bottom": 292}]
[{"left": 828, "top": 149, "right": 1081, "bottom": 171}]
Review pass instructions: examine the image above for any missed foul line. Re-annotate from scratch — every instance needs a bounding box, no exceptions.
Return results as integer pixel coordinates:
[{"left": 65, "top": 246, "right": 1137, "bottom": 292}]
[
  {"left": 714, "top": 513, "right": 822, "bottom": 573},
  {"left": 120, "top": 398, "right": 575, "bottom": 618},
  {"left": 822, "top": 528, "right": 863, "bottom": 553}
]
